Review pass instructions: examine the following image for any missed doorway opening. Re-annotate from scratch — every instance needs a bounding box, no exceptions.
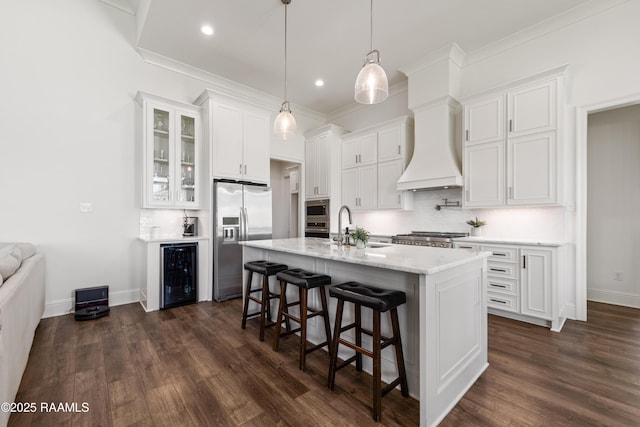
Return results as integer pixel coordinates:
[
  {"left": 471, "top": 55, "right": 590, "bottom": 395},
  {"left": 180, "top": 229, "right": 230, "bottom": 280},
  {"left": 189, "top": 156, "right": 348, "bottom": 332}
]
[{"left": 270, "top": 159, "right": 302, "bottom": 239}]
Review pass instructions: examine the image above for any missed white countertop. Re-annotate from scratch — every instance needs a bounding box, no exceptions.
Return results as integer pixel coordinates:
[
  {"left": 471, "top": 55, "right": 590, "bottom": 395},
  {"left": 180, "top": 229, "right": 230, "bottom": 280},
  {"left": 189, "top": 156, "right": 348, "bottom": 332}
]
[
  {"left": 453, "top": 236, "right": 566, "bottom": 247},
  {"left": 241, "top": 237, "right": 490, "bottom": 275}
]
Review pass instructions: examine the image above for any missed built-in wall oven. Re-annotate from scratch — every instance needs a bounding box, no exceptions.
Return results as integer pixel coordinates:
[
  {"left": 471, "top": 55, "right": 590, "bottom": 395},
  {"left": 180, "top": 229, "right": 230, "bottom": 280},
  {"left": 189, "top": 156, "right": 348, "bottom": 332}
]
[{"left": 305, "top": 199, "right": 330, "bottom": 238}]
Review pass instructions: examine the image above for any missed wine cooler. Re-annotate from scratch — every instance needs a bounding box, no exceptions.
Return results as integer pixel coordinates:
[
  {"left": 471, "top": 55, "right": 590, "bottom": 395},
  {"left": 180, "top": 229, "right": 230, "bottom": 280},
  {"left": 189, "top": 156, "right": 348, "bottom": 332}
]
[{"left": 161, "top": 242, "right": 197, "bottom": 309}]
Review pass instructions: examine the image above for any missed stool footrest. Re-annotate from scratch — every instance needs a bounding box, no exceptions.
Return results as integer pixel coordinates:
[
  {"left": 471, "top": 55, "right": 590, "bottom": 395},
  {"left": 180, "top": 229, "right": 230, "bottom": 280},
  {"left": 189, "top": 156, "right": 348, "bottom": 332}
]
[
  {"left": 338, "top": 338, "right": 374, "bottom": 358},
  {"left": 381, "top": 377, "right": 403, "bottom": 397},
  {"left": 277, "top": 326, "right": 302, "bottom": 338},
  {"left": 335, "top": 355, "right": 358, "bottom": 372},
  {"left": 305, "top": 341, "right": 329, "bottom": 354}
]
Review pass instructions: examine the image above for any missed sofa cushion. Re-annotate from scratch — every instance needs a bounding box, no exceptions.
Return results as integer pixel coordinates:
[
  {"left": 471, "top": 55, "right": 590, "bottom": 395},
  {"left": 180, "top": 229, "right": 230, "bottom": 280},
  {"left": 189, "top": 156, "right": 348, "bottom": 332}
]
[
  {"left": 0, "top": 252, "right": 20, "bottom": 280},
  {"left": 0, "top": 245, "right": 22, "bottom": 280},
  {"left": 15, "top": 243, "right": 36, "bottom": 260}
]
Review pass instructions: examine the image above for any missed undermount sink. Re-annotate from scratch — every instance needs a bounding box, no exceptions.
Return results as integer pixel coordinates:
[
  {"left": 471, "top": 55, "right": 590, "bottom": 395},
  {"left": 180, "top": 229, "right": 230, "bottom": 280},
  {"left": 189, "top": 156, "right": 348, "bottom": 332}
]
[{"left": 366, "top": 243, "right": 390, "bottom": 248}]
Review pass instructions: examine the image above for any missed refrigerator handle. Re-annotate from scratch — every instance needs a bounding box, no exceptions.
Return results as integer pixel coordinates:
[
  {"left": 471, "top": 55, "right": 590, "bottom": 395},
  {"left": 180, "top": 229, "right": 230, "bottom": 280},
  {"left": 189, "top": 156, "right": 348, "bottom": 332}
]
[
  {"left": 242, "top": 207, "right": 249, "bottom": 241},
  {"left": 239, "top": 207, "right": 245, "bottom": 241}
]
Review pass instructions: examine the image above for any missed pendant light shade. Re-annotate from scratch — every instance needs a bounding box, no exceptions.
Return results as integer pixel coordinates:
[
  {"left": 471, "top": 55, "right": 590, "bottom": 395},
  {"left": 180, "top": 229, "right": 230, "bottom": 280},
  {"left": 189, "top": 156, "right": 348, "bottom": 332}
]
[
  {"left": 355, "top": 0, "right": 388, "bottom": 105},
  {"left": 354, "top": 50, "right": 388, "bottom": 104},
  {"left": 274, "top": 0, "right": 296, "bottom": 140},
  {"left": 273, "top": 101, "right": 297, "bottom": 140}
]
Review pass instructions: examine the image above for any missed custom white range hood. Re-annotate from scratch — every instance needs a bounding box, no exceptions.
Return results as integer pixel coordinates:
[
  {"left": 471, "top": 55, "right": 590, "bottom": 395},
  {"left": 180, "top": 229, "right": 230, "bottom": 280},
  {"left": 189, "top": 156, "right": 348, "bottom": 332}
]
[{"left": 397, "top": 44, "right": 465, "bottom": 191}]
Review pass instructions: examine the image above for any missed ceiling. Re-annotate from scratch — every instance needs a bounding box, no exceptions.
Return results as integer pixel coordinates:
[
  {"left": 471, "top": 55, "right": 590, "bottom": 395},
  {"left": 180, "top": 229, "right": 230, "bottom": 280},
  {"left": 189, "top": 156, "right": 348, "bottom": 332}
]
[{"left": 135, "top": 0, "right": 594, "bottom": 115}]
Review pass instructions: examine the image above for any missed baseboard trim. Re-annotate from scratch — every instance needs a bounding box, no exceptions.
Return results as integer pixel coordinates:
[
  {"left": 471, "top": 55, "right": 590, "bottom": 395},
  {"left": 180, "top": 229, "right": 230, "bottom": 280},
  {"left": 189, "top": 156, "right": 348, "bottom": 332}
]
[
  {"left": 587, "top": 289, "right": 640, "bottom": 309},
  {"left": 42, "top": 289, "right": 140, "bottom": 318}
]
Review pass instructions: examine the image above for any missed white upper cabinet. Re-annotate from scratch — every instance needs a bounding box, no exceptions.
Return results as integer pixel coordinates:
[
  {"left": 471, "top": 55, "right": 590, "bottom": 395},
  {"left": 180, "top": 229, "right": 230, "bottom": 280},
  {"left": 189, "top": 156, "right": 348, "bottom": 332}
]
[
  {"left": 342, "top": 132, "right": 377, "bottom": 169},
  {"left": 306, "top": 133, "right": 330, "bottom": 198},
  {"left": 464, "top": 141, "right": 505, "bottom": 207},
  {"left": 464, "top": 95, "right": 505, "bottom": 145},
  {"left": 462, "top": 69, "right": 565, "bottom": 208},
  {"left": 341, "top": 116, "right": 413, "bottom": 210},
  {"left": 342, "top": 164, "right": 377, "bottom": 210},
  {"left": 137, "top": 92, "right": 201, "bottom": 209},
  {"left": 196, "top": 90, "right": 270, "bottom": 184},
  {"left": 507, "top": 132, "right": 557, "bottom": 205},
  {"left": 508, "top": 80, "right": 557, "bottom": 138}
]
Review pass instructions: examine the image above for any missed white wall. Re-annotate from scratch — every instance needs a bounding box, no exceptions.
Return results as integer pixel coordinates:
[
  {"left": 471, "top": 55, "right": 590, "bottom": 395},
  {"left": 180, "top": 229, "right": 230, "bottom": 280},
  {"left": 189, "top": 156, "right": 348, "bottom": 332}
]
[{"left": 587, "top": 105, "right": 640, "bottom": 307}]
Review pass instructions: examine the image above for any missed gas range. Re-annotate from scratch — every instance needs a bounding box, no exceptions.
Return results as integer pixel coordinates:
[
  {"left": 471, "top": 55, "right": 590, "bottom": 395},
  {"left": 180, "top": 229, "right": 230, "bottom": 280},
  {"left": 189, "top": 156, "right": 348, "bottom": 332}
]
[{"left": 391, "top": 231, "right": 468, "bottom": 248}]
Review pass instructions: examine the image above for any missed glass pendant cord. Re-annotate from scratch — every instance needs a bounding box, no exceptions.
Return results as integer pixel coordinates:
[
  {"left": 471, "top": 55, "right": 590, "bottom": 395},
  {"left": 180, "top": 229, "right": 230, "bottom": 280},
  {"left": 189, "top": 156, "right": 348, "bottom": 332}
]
[{"left": 274, "top": 0, "right": 296, "bottom": 139}]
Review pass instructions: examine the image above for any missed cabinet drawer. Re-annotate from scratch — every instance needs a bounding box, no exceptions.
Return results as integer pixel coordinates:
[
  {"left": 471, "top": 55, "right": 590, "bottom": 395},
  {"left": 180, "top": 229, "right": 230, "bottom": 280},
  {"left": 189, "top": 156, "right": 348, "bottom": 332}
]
[
  {"left": 454, "top": 243, "right": 479, "bottom": 251},
  {"left": 487, "top": 261, "right": 518, "bottom": 279},
  {"left": 482, "top": 245, "right": 518, "bottom": 263},
  {"left": 487, "top": 277, "right": 518, "bottom": 296},
  {"left": 487, "top": 293, "right": 519, "bottom": 313}
]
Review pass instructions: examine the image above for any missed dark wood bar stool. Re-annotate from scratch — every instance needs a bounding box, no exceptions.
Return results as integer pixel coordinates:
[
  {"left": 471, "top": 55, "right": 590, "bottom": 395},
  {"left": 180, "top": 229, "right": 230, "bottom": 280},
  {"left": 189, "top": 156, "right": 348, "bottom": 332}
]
[
  {"left": 273, "top": 268, "right": 333, "bottom": 371},
  {"left": 241, "top": 261, "right": 288, "bottom": 341},
  {"left": 327, "top": 281, "right": 409, "bottom": 422}
]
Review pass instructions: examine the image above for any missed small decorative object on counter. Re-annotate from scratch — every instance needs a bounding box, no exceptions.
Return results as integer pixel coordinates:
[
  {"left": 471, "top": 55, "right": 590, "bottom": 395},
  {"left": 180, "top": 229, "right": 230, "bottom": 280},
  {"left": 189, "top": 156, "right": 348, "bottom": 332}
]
[
  {"left": 344, "top": 227, "right": 351, "bottom": 246},
  {"left": 351, "top": 226, "right": 370, "bottom": 249},
  {"left": 466, "top": 217, "right": 486, "bottom": 237}
]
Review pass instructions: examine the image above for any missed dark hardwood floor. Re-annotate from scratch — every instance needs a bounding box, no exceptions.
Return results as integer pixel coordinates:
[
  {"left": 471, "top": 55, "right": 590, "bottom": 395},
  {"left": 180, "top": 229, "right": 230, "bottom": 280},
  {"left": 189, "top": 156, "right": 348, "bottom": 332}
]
[{"left": 8, "top": 300, "right": 640, "bottom": 426}]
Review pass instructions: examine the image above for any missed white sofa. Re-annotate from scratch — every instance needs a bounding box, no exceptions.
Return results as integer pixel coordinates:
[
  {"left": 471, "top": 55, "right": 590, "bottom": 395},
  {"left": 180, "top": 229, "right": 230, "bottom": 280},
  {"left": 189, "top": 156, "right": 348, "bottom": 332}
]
[{"left": 0, "top": 243, "right": 45, "bottom": 427}]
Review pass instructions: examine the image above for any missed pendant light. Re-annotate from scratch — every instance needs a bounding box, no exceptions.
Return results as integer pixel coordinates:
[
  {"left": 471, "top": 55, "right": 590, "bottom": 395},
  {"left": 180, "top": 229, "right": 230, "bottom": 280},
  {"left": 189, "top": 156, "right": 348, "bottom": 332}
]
[
  {"left": 273, "top": 0, "right": 297, "bottom": 140},
  {"left": 354, "top": 0, "right": 388, "bottom": 104}
]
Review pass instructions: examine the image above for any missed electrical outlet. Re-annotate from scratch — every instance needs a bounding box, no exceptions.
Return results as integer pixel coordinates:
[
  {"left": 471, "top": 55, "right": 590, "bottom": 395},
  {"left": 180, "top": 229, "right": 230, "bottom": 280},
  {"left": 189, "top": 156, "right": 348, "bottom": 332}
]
[
  {"left": 79, "top": 203, "right": 93, "bottom": 213},
  {"left": 613, "top": 272, "right": 623, "bottom": 281}
]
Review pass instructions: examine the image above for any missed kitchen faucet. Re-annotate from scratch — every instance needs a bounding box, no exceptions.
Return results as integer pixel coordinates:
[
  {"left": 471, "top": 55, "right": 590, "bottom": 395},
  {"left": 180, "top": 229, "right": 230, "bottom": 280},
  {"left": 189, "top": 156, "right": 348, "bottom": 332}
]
[{"left": 335, "top": 205, "right": 353, "bottom": 246}]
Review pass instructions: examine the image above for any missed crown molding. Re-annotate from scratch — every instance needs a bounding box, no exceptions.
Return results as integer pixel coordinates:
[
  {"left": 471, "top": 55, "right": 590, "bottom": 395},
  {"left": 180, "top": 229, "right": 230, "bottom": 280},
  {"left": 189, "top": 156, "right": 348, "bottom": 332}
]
[
  {"left": 398, "top": 43, "right": 466, "bottom": 77},
  {"left": 464, "top": 0, "right": 631, "bottom": 65},
  {"left": 137, "top": 48, "right": 326, "bottom": 123}
]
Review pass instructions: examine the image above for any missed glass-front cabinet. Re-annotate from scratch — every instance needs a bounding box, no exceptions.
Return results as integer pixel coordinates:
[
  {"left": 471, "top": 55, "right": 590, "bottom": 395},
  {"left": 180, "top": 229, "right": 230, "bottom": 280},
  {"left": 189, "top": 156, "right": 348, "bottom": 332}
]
[{"left": 138, "top": 92, "right": 201, "bottom": 209}]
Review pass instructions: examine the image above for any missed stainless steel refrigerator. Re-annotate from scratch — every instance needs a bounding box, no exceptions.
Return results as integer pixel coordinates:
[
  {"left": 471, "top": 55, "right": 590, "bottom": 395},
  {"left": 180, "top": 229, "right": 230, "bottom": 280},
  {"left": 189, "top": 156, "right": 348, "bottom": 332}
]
[{"left": 213, "top": 180, "right": 272, "bottom": 301}]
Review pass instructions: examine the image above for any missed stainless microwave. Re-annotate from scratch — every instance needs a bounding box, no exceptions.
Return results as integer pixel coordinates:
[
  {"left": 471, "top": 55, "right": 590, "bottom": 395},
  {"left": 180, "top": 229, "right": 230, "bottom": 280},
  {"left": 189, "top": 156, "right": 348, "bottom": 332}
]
[{"left": 305, "top": 199, "right": 329, "bottom": 238}]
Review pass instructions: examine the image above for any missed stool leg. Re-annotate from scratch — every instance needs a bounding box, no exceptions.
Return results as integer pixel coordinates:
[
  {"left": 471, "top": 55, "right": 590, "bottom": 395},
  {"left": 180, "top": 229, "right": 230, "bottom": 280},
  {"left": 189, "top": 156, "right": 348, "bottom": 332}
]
[
  {"left": 241, "top": 271, "right": 253, "bottom": 329},
  {"left": 355, "top": 303, "right": 363, "bottom": 371},
  {"left": 372, "top": 309, "right": 382, "bottom": 422},
  {"left": 273, "top": 280, "right": 287, "bottom": 351},
  {"left": 258, "top": 274, "right": 269, "bottom": 341},
  {"left": 390, "top": 307, "right": 409, "bottom": 397},
  {"left": 299, "top": 287, "right": 308, "bottom": 370},
  {"left": 328, "top": 298, "right": 344, "bottom": 390},
  {"left": 319, "top": 286, "right": 332, "bottom": 360}
]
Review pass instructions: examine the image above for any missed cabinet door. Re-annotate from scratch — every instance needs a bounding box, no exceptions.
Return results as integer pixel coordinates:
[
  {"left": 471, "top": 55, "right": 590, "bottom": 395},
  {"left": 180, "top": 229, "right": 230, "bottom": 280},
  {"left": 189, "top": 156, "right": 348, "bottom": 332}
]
[
  {"left": 342, "top": 137, "right": 359, "bottom": 169},
  {"left": 341, "top": 168, "right": 358, "bottom": 207},
  {"left": 507, "top": 132, "right": 556, "bottom": 205},
  {"left": 212, "top": 103, "right": 243, "bottom": 180},
  {"left": 464, "top": 95, "right": 505, "bottom": 145},
  {"left": 508, "top": 80, "right": 557, "bottom": 137},
  {"left": 243, "top": 110, "right": 270, "bottom": 184},
  {"left": 305, "top": 138, "right": 317, "bottom": 198},
  {"left": 463, "top": 141, "right": 505, "bottom": 207},
  {"left": 357, "top": 132, "right": 378, "bottom": 165},
  {"left": 289, "top": 170, "right": 299, "bottom": 193},
  {"left": 175, "top": 110, "right": 199, "bottom": 207},
  {"left": 148, "top": 106, "right": 173, "bottom": 207},
  {"left": 378, "top": 125, "right": 403, "bottom": 162},
  {"left": 314, "top": 134, "right": 330, "bottom": 198},
  {"left": 357, "top": 164, "right": 378, "bottom": 209},
  {"left": 520, "top": 248, "right": 553, "bottom": 320},
  {"left": 378, "top": 159, "right": 403, "bottom": 208}
]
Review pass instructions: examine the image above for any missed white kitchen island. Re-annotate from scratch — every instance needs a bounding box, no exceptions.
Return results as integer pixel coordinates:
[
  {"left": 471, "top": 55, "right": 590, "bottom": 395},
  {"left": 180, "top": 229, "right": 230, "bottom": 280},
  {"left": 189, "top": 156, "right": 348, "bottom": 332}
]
[{"left": 241, "top": 237, "right": 490, "bottom": 427}]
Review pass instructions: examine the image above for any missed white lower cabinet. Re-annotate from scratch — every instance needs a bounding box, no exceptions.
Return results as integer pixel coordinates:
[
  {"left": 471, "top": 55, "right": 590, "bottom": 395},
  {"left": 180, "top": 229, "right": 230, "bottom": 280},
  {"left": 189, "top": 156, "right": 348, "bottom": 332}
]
[
  {"left": 454, "top": 241, "right": 561, "bottom": 329},
  {"left": 520, "top": 248, "right": 553, "bottom": 320}
]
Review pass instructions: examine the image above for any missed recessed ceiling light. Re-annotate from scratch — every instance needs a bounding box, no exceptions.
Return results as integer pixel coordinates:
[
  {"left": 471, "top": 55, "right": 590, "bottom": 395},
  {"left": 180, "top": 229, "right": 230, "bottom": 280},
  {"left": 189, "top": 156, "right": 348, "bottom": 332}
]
[
  {"left": 315, "top": 79, "right": 324, "bottom": 87},
  {"left": 201, "top": 25, "right": 214, "bottom": 36}
]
